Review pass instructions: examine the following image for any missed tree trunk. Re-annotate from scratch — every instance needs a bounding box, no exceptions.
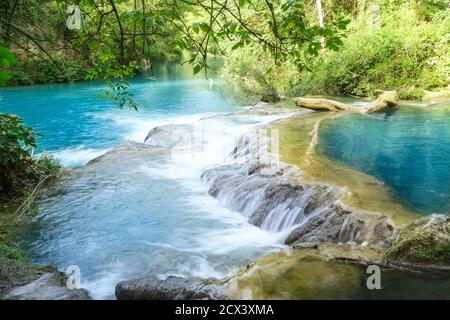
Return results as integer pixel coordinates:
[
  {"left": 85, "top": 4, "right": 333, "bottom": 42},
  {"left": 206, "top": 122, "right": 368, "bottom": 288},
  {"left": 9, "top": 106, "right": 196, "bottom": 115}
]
[
  {"left": 315, "top": 0, "right": 325, "bottom": 47},
  {"left": 293, "top": 91, "right": 399, "bottom": 114}
]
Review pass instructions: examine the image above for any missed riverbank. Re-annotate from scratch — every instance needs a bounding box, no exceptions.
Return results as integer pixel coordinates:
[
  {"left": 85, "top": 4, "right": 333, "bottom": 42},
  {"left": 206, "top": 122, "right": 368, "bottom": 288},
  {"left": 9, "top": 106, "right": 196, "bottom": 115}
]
[{"left": 0, "top": 204, "right": 89, "bottom": 299}]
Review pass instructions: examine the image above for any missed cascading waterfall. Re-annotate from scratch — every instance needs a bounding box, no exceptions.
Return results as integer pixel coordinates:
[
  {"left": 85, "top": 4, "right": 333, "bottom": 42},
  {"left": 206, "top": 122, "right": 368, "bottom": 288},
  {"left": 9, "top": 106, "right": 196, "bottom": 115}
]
[{"left": 201, "top": 127, "right": 398, "bottom": 247}]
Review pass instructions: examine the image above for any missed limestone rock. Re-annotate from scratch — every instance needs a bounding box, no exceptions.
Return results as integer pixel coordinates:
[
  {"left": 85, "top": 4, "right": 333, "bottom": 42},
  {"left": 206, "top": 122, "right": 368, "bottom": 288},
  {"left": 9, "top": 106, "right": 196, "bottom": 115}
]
[
  {"left": 115, "top": 276, "right": 223, "bottom": 300},
  {"left": 384, "top": 214, "right": 450, "bottom": 268},
  {"left": 144, "top": 124, "right": 192, "bottom": 147},
  {"left": 3, "top": 272, "right": 89, "bottom": 300}
]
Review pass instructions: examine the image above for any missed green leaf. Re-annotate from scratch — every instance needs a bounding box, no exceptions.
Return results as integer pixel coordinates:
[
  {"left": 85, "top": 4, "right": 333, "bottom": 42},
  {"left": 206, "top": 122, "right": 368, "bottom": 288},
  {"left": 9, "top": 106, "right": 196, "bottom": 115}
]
[
  {"left": 0, "top": 71, "right": 11, "bottom": 81},
  {"left": 199, "top": 23, "right": 209, "bottom": 32},
  {"left": 231, "top": 42, "right": 242, "bottom": 50},
  {"left": 193, "top": 64, "right": 202, "bottom": 74},
  {"left": 193, "top": 23, "right": 200, "bottom": 34}
]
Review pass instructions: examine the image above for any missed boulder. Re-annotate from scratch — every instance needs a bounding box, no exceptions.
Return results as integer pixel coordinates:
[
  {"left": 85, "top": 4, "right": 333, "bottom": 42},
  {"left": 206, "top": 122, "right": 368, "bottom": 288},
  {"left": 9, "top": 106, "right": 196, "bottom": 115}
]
[
  {"left": 144, "top": 124, "right": 192, "bottom": 147},
  {"left": 0, "top": 253, "right": 89, "bottom": 300},
  {"left": 115, "top": 276, "right": 223, "bottom": 300},
  {"left": 384, "top": 214, "right": 450, "bottom": 268},
  {"left": 3, "top": 272, "right": 89, "bottom": 300}
]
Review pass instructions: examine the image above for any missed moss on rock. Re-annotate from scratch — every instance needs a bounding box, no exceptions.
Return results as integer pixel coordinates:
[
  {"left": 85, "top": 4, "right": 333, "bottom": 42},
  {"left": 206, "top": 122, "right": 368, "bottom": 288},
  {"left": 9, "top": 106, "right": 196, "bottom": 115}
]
[{"left": 384, "top": 214, "right": 450, "bottom": 268}]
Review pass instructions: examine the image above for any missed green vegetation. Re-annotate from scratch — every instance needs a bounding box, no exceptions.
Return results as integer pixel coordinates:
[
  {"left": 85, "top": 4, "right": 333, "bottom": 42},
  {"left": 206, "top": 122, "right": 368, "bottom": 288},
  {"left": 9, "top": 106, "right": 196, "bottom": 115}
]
[
  {"left": 384, "top": 215, "right": 450, "bottom": 267},
  {"left": 223, "top": 0, "right": 450, "bottom": 100},
  {"left": 0, "top": 113, "right": 59, "bottom": 199},
  {"left": 0, "top": 227, "right": 26, "bottom": 262},
  {"left": 1, "top": 1, "right": 448, "bottom": 101},
  {"left": 0, "top": 111, "right": 58, "bottom": 270}
]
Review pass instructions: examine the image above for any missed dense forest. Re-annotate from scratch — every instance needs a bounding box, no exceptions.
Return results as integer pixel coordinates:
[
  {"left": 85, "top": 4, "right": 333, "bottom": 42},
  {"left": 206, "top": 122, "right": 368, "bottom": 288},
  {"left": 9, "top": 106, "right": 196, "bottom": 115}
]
[{"left": 0, "top": 1, "right": 447, "bottom": 96}]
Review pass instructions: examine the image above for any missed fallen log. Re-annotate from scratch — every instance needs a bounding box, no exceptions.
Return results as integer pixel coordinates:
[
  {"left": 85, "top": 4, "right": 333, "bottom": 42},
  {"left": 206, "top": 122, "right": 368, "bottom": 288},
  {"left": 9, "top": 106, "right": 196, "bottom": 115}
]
[{"left": 293, "top": 91, "right": 399, "bottom": 114}]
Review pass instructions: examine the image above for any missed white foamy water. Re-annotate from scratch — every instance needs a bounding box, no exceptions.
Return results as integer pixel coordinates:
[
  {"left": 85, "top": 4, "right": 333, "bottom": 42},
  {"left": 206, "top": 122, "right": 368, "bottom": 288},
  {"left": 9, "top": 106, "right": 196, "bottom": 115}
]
[
  {"left": 50, "top": 146, "right": 112, "bottom": 167},
  {"left": 88, "top": 111, "right": 292, "bottom": 298}
]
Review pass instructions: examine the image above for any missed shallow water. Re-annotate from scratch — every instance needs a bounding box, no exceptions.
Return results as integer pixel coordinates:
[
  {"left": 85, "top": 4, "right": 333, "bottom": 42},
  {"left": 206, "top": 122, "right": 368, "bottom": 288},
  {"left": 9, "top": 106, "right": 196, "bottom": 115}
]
[{"left": 318, "top": 106, "right": 450, "bottom": 215}]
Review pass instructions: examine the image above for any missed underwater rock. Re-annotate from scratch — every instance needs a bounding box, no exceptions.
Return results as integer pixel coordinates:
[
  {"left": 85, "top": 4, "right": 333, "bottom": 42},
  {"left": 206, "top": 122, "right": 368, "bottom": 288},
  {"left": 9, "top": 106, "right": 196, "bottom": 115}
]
[
  {"left": 384, "top": 214, "right": 450, "bottom": 269},
  {"left": 222, "top": 244, "right": 378, "bottom": 299},
  {"left": 115, "top": 276, "right": 223, "bottom": 300}
]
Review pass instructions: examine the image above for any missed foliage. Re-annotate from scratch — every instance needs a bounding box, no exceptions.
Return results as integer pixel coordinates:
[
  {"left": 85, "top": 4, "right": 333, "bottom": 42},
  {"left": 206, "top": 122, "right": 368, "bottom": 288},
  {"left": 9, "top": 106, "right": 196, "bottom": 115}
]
[
  {"left": 0, "top": 45, "right": 16, "bottom": 86},
  {"left": 224, "top": 1, "right": 449, "bottom": 100},
  {"left": 222, "top": 48, "right": 299, "bottom": 102},
  {"left": 0, "top": 113, "right": 60, "bottom": 197},
  {"left": 0, "top": 227, "right": 27, "bottom": 262},
  {"left": 291, "top": 4, "right": 449, "bottom": 99},
  {"left": 1, "top": 0, "right": 347, "bottom": 81}
]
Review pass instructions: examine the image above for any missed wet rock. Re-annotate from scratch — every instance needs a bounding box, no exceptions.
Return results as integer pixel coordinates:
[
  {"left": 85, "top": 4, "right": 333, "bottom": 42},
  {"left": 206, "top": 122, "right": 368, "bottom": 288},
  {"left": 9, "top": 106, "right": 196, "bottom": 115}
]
[
  {"left": 286, "top": 205, "right": 397, "bottom": 248},
  {"left": 202, "top": 161, "right": 398, "bottom": 248},
  {"left": 3, "top": 272, "right": 89, "bottom": 300},
  {"left": 201, "top": 121, "right": 399, "bottom": 248},
  {"left": 144, "top": 124, "right": 192, "bottom": 147},
  {"left": 115, "top": 276, "right": 223, "bottom": 300},
  {"left": 87, "top": 142, "right": 168, "bottom": 166},
  {"left": 0, "top": 254, "right": 88, "bottom": 300},
  {"left": 384, "top": 214, "right": 450, "bottom": 268}
]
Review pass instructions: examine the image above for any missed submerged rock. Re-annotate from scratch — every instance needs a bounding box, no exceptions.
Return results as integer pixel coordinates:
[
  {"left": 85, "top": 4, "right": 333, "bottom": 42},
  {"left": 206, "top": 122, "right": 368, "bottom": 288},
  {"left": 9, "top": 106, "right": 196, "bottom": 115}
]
[
  {"left": 223, "top": 244, "right": 373, "bottom": 299},
  {"left": 115, "top": 276, "right": 223, "bottom": 300},
  {"left": 384, "top": 214, "right": 450, "bottom": 269},
  {"left": 223, "top": 242, "right": 450, "bottom": 299}
]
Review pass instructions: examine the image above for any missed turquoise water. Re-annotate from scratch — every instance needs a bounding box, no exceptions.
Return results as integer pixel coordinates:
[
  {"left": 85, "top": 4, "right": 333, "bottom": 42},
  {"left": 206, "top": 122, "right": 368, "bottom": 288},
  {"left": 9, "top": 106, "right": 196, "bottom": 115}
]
[
  {"left": 0, "top": 64, "right": 235, "bottom": 166},
  {"left": 318, "top": 106, "right": 450, "bottom": 215},
  {"left": 1, "top": 65, "right": 287, "bottom": 299}
]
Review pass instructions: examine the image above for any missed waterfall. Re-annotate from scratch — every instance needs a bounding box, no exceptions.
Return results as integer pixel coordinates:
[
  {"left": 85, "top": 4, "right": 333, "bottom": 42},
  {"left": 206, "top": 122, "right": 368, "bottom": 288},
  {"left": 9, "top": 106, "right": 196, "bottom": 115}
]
[{"left": 201, "top": 130, "right": 398, "bottom": 248}]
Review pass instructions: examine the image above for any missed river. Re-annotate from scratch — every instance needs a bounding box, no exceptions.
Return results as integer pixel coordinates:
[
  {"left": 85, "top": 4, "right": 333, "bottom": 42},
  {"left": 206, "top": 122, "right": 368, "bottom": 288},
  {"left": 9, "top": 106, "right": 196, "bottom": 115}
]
[{"left": 1, "top": 65, "right": 449, "bottom": 299}]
